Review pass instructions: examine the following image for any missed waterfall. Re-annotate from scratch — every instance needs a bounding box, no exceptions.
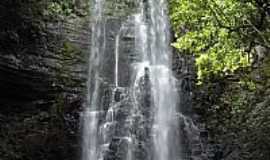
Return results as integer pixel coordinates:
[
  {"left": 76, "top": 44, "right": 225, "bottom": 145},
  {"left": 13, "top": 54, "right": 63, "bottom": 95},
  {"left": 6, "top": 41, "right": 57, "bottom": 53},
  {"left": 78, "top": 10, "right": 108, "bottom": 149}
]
[
  {"left": 115, "top": 32, "right": 120, "bottom": 88},
  {"left": 82, "top": 0, "right": 189, "bottom": 160},
  {"left": 135, "top": 0, "right": 181, "bottom": 160},
  {"left": 82, "top": 0, "right": 105, "bottom": 160}
]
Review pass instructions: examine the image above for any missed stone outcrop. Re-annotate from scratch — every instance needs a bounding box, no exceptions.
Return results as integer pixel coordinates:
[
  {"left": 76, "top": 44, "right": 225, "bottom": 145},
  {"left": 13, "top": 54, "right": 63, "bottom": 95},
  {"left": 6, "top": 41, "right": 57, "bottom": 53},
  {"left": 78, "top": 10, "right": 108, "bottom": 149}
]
[{"left": 0, "top": 1, "right": 89, "bottom": 159}]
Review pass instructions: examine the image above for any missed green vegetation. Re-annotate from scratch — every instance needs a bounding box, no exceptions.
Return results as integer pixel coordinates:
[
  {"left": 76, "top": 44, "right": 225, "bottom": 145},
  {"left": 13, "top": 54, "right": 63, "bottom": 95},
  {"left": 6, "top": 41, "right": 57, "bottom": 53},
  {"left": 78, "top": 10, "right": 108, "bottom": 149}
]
[
  {"left": 169, "top": 0, "right": 270, "bottom": 159},
  {"left": 45, "top": 0, "right": 89, "bottom": 19},
  {"left": 47, "top": 0, "right": 75, "bottom": 16},
  {"left": 45, "top": 0, "right": 138, "bottom": 19},
  {"left": 169, "top": 0, "right": 270, "bottom": 82}
]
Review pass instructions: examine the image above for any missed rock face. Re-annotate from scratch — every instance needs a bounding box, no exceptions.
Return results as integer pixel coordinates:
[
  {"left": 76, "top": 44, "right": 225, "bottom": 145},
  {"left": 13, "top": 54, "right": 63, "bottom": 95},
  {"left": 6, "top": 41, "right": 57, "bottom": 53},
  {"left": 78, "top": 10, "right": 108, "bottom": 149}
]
[
  {"left": 0, "top": 1, "right": 88, "bottom": 159},
  {"left": 172, "top": 52, "right": 224, "bottom": 160}
]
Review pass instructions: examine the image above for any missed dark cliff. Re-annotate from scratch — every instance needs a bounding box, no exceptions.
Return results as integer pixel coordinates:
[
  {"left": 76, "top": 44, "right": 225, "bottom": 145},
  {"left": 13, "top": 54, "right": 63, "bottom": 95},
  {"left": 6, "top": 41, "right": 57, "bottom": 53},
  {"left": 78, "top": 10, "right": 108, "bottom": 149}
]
[{"left": 0, "top": 1, "right": 89, "bottom": 159}]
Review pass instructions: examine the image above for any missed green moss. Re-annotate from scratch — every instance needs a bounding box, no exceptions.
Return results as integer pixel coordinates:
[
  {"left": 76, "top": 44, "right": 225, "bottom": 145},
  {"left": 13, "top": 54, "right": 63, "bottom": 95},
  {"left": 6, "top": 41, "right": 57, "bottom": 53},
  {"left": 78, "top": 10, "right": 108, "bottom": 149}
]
[
  {"left": 262, "top": 58, "right": 270, "bottom": 78},
  {"left": 61, "top": 41, "right": 82, "bottom": 58},
  {"left": 53, "top": 40, "right": 85, "bottom": 91},
  {"left": 52, "top": 94, "right": 65, "bottom": 116}
]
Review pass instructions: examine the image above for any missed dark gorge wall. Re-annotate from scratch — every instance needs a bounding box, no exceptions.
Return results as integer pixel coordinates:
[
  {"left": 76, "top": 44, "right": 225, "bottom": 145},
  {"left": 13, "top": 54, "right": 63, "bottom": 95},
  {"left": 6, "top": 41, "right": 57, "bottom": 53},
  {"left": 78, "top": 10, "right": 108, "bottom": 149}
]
[{"left": 0, "top": 1, "right": 88, "bottom": 159}]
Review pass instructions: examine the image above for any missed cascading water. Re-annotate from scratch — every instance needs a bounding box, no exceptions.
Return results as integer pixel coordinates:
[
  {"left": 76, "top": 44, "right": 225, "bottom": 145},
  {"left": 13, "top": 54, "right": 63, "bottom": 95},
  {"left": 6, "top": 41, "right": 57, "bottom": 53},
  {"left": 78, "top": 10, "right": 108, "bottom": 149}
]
[
  {"left": 115, "top": 31, "right": 120, "bottom": 88},
  {"left": 82, "top": 0, "right": 195, "bottom": 160},
  {"left": 133, "top": 0, "right": 181, "bottom": 160},
  {"left": 82, "top": 0, "right": 105, "bottom": 160}
]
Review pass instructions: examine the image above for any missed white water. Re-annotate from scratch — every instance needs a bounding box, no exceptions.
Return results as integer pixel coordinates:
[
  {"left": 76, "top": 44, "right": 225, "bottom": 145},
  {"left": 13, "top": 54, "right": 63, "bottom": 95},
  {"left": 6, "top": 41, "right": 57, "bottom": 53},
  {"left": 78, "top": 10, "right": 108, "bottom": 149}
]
[
  {"left": 148, "top": 1, "right": 180, "bottom": 160},
  {"left": 115, "top": 31, "right": 120, "bottom": 87},
  {"left": 82, "top": 0, "right": 183, "bottom": 160},
  {"left": 134, "top": 0, "right": 180, "bottom": 159},
  {"left": 82, "top": 0, "right": 105, "bottom": 160}
]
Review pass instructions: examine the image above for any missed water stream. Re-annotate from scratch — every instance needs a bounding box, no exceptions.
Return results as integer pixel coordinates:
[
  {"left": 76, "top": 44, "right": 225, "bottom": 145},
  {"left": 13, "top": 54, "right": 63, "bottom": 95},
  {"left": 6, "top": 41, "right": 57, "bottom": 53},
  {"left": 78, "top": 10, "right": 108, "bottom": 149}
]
[
  {"left": 115, "top": 30, "right": 121, "bottom": 88},
  {"left": 81, "top": 0, "right": 105, "bottom": 160},
  {"left": 81, "top": 0, "right": 196, "bottom": 160}
]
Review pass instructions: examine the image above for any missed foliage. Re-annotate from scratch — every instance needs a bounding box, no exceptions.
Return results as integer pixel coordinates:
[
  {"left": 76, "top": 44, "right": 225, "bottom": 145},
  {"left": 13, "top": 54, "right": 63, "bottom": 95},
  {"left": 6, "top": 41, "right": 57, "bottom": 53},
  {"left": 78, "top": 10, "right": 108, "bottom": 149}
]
[
  {"left": 201, "top": 77, "right": 270, "bottom": 160},
  {"left": 169, "top": 0, "right": 270, "bottom": 82},
  {"left": 45, "top": 0, "right": 89, "bottom": 19},
  {"left": 169, "top": 1, "right": 270, "bottom": 159},
  {"left": 193, "top": 54, "right": 270, "bottom": 159},
  {"left": 47, "top": 1, "right": 74, "bottom": 16}
]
